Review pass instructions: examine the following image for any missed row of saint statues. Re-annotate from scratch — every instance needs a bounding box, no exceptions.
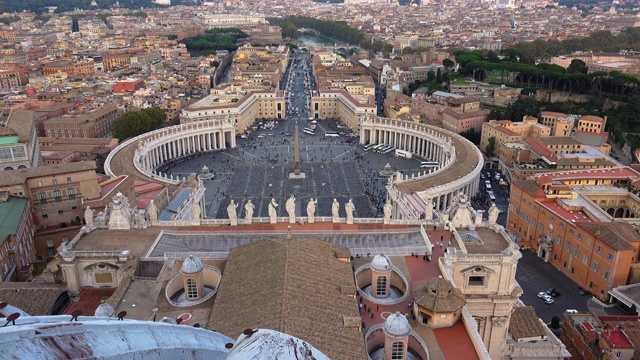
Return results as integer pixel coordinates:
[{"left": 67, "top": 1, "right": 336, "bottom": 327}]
[{"left": 226, "top": 196, "right": 392, "bottom": 225}]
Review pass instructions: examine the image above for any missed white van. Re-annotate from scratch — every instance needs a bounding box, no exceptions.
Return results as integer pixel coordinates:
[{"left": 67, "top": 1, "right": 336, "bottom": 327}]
[{"left": 565, "top": 309, "right": 578, "bottom": 314}]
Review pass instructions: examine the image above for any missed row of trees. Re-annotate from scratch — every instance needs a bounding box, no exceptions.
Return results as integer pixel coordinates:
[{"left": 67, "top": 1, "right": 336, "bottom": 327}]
[
  {"left": 269, "top": 16, "right": 368, "bottom": 49},
  {"left": 111, "top": 108, "right": 166, "bottom": 141},
  {"left": 0, "top": 0, "right": 169, "bottom": 13},
  {"left": 180, "top": 28, "right": 249, "bottom": 57},
  {"left": 513, "top": 27, "right": 640, "bottom": 60},
  {"left": 403, "top": 68, "right": 450, "bottom": 96},
  {"left": 455, "top": 49, "right": 640, "bottom": 98}
]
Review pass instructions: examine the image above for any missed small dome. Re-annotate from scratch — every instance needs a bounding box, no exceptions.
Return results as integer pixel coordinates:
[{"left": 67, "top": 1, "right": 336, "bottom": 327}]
[
  {"left": 181, "top": 255, "right": 204, "bottom": 274},
  {"left": 94, "top": 302, "right": 115, "bottom": 317},
  {"left": 383, "top": 311, "right": 412, "bottom": 338},
  {"left": 371, "top": 254, "right": 392, "bottom": 272}
]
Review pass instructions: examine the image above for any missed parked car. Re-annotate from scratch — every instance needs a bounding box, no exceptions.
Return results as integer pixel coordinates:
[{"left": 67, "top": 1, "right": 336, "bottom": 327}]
[
  {"left": 537, "top": 291, "right": 547, "bottom": 298},
  {"left": 550, "top": 291, "right": 561, "bottom": 298},
  {"left": 545, "top": 298, "right": 555, "bottom": 304},
  {"left": 546, "top": 287, "right": 556, "bottom": 295},
  {"left": 579, "top": 287, "right": 593, "bottom": 296}
]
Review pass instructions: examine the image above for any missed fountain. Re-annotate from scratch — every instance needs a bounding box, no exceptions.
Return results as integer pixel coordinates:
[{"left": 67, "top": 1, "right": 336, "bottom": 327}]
[
  {"left": 379, "top": 163, "right": 396, "bottom": 178},
  {"left": 198, "top": 165, "right": 214, "bottom": 180}
]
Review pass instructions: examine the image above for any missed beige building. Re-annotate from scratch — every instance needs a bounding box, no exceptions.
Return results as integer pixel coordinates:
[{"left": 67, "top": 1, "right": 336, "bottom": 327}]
[
  {"left": 540, "top": 111, "right": 578, "bottom": 137},
  {"left": 0, "top": 109, "right": 42, "bottom": 170},
  {"left": 480, "top": 118, "right": 550, "bottom": 153},
  {"left": 0, "top": 161, "right": 101, "bottom": 229},
  {"left": 181, "top": 86, "right": 286, "bottom": 133}
]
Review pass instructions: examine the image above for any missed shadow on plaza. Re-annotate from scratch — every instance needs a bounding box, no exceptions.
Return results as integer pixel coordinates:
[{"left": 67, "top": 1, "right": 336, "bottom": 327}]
[{"left": 212, "top": 161, "right": 377, "bottom": 219}]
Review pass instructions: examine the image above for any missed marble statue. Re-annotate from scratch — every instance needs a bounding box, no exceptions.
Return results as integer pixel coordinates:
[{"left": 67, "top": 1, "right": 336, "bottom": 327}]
[
  {"left": 84, "top": 206, "right": 94, "bottom": 227},
  {"left": 286, "top": 195, "right": 296, "bottom": 223},
  {"left": 147, "top": 200, "right": 158, "bottom": 222},
  {"left": 244, "top": 200, "right": 255, "bottom": 225},
  {"left": 331, "top": 198, "right": 340, "bottom": 222},
  {"left": 383, "top": 202, "right": 392, "bottom": 224},
  {"left": 424, "top": 199, "right": 434, "bottom": 220},
  {"left": 488, "top": 202, "right": 499, "bottom": 225},
  {"left": 227, "top": 200, "right": 238, "bottom": 226},
  {"left": 268, "top": 198, "right": 278, "bottom": 224},
  {"left": 108, "top": 192, "right": 132, "bottom": 230},
  {"left": 345, "top": 199, "right": 355, "bottom": 224},
  {"left": 307, "top": 198, "right": 316, "bottom": 223}
]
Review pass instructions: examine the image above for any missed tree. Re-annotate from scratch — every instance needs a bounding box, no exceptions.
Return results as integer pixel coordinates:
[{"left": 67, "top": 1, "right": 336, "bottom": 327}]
[
  {"left": 167, "top": 34, "right": 177, "bottom": 40},
  {"left": 111, "top": 108, "right": 166, "bottom": 140},
  {"left": 460, "top": 128, "right": 481, "bottom": 145},
  {"left": 281, "top": 21, "right": 299, "bottom": 39},
  {"left": 442, "top": 58, "right": 454, "bottom": 71},
  {"left": 486, "top": 136, "right": 496, "bottom": 157},
  {"left": 402, "top": 46, "right": 414, "bottom": 55},
  {"left": 567, "top": 59, "right": 587, "bottom": 74},
  {"left": 508, "top": 96, "right": 540, "bottom": 121}
]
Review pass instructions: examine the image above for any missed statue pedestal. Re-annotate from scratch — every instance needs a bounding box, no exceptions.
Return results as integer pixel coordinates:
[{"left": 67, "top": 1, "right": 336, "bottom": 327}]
[
  {"left": 288, "top": 172, "right": 306, "bottom": 179},
  {"left": 230, "top": 218, "right": 238, "bottom": 226},
  {"left": 308, "top": 216, "right": 315, "bottom": 224}
]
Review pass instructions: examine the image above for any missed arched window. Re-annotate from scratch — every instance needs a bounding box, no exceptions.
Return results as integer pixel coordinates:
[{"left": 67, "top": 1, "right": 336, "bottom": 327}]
[
  {"left": 391, "top": 342, "right": 404, "bottom": 360},
  {"left": 186, "top": 279, "right": 198, "bottom": 300},
  {"left": 38, "top": 190, "right": 46, "bottom": 202},
  {"left": 68, "top": 186, "right": 76, "bottom": 199},
  {"left": 53, "top": 188, "right": 61, "bottom": 201},
  {"left": 376, "top": 276, "right": 387, "bottom": 296}
]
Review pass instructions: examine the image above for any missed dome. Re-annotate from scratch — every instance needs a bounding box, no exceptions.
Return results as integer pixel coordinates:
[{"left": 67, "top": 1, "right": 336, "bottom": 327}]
[
  {"left": 94, "top": 302, "right": 115, "bottom": 317},
  {"left": 371, "top": 254, "right": 393, "bottom": 272},
  {"left": 181, "top": 255, "right": 204, "bottom": 274},
  {"left": 383, "top": 311, "right": 412, "bottom": 338}
]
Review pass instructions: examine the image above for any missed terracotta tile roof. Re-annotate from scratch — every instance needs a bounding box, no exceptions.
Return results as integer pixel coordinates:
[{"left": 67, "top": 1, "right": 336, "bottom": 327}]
[
  {"left": 0, "top": 282, "right": 67, "bottom": 316},
  {"left": 510, "top": 306, "right": 547, "bottom": 340},
  {"left": 413, "top": 277, "right": 466, "bottom": 312},
  {"left": 208, "top": 238, "right": 366, "bottom": 360},
  {"left": 1, "top": 109, "right": 35, "bottom": 141},
  {"left": 442, "top": 108, "right": 490, "bottom": 119},
  {"left": 541, "top": 111, "right": 568, "bottom": 118},
  {"left": 578, "top": 222, "right": 640, "bottom": 251},
  {"left": 514, "top": 179, "right": 545, "bottom": 198},
  {"left": 537, "top": 136, "right": 583, "bottom": 146}
]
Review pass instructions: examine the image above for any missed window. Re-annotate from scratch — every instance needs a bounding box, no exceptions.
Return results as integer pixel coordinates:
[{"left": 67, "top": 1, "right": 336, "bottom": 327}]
[
  {"left": 72, "top": 206, "right": 77, "bottom": 210},
  {"left": 186, "top": 278, "right": 198, "bottom": 299},
  {"left": 530, "top": 218, "right": 535, "bottom": 226},
  {"left": 468, "top": 276, "right": 484, "bottom": 286},
  {"left": 604, "top": 270, "right": 610, "bottom": 280},
  {"left": 391, "top": 342, "right": 404, "bottom": 360},
  {"left": 538, "top": 223, "right": 543, "bottom": 232},
  {"left": 608, "top": 253, "right": 613, "bottom": 262},
  {"left": 52, "top": 178, "right": 58, "bottom": 185},
  {"left": 583, "top": 255, "right": 589, "bottom": 264},
  {"left": 593, "top": 262, "right": 599, "bottom": 272},
  {"left": 566, "top": 243, "right": 572, "bottom": 252},
  {"left": 587, "top": 238, "right": 591, "bottom": 246},
  {"left": 556, "top": 235, "right": 562, "bottom": 245},
  {"left": 68, "top": 186, "right": 76, "bottom": 199},
  {"left": 569, "top": 228, "right": 574, "bottom": 235},
  {"left": 596, "top": 245, "right": 602, "bottom": 254},
  {"left": 58, "top": 210, "right": 64, "bottom": 214},
  {"left": 67, "top": 177, "right": 72, "bottom": 183},
  {"left": 47, "top": 240, "right": 54, "bottom": 247},
  {"left": 42, "top": 214, "right": 48, "bottom": 219},
  {"left": 37, "top": 181, "right": 42, "bottom": 187},
  {"left": 573, "top": 248, "right": 579, "bottom": 258},
  {"left": 376, "top": 276, "right": 387, "bottom": 296},
  {"left": 559, "top": 222, "right": 564, "bottom": 228},
  {"left": 53, "top": 188, "right": 61, "bottom": 200},
  {"left": 577, "top": 232, "right": 583, "bottom": 240}
]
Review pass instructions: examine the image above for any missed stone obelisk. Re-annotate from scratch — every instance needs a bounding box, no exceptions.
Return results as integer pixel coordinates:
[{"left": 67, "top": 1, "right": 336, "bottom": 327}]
[{"left": 289, "top": 124, "right": 306, "bottom": 179}]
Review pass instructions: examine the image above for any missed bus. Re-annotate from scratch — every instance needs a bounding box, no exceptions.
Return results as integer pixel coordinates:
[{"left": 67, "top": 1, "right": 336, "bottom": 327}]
[
  {"left": 363, "top": 143, "right": 377, "bottom": 151},
  {"left": 381, "top": 147, "right": 394, "bottom": 155},
  {"left": 303, "top": 128, "right": 315, "bottom": 135},
  {"left": 372, "top": 144, "right": 385, "bottom": 152},
  {"left": 395, "top": 149, "right": 413, "bottom": 159},
  {"left": 420, "top": 161, "right": 438, "bottom": 168},
  {"left": 325, "top": 131, "right": 339, "bottom": 138}
]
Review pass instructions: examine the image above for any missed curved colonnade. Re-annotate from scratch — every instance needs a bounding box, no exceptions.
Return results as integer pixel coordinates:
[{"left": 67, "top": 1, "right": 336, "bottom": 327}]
[
  {"left": 105, "top": 119, "right": 236, "bottom": 184},
  {"left": 359, "top": 117, "right": 483, "bottom": 220}
]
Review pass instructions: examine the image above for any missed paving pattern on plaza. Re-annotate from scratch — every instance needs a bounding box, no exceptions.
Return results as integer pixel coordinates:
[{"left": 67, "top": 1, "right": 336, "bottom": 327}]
[{"left": 147, "top": 229, "right": 428, "bottom": 258}]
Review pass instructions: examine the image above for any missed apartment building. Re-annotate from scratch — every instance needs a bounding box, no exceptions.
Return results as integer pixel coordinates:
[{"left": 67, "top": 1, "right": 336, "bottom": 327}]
[
  {"left": 480, "top": 117, "right": 550, "bottom": 153},
  {"left": 540, "top": 111, "right": 578, "bottom": 137},
  {"left": 101, "top": 53, "right": 130, "bottom": 72},
  {"left": 44, "top": 104, "right": 121, "bottom": 139},
  {"left": 577, "top": 115, "right": 607, "bottom": 133},
  {"left": 508, "top": 168, "right": 640, "bottom": 300},
  {"left": 0, "top": 193, "right": 36, "bottom": 282},
  {"left": 0, "top": 69, "right": 26, "bottom": 89},
  {"left": 43, "top": 60, "right": 96, "bottom": 77},
  {"left": 113, "top": 78, "right": 145, "bottom": 93},
  {"left": 441, "top": 108, "right": 490, "bottom": 133}
]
